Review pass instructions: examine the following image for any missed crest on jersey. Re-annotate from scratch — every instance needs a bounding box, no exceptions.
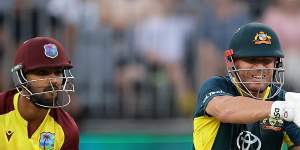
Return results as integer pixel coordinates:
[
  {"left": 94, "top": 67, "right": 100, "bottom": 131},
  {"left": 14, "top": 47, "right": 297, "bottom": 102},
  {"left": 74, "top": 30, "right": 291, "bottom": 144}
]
[
  {"left": 253, "top": 32, "right": 272, "bottom": 45},
  {"left": 39, "top": 132, "right": 55, "bottom": 150},
  {"left": 44, "top": 43, "right": 58, "bottom": 58},
  {"left": 262, "top": 117, "right": 283, "bottom": 131}
]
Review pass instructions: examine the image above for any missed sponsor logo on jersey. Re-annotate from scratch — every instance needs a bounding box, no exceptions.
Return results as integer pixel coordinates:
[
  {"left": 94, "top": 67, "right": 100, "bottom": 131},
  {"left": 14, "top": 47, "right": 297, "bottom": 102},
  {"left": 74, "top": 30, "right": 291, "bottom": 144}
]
[
  {"left": 203, "top": 90, "right": 226, "bottom": 104},
  {"left": 39, "top": 132, "right": 55, "bottom": 150},
  {"left": 236, "top": 130, "right": 261, "bottom": 150},
  {"left": 253, "top": 32, "right": 272, "bottom": 45},
  {"left": 5, "top": 130, "right": 14, "bottom": 142},
  {"left": 44, "top": 44, "right": 58, "bottom": 59}
]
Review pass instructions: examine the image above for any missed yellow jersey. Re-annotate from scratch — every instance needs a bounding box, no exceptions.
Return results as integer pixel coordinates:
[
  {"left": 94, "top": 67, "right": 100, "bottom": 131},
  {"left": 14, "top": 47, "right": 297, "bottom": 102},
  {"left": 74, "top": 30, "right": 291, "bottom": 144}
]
[{"left": 0, "top": 89, "right": 79, "bottom": 150}]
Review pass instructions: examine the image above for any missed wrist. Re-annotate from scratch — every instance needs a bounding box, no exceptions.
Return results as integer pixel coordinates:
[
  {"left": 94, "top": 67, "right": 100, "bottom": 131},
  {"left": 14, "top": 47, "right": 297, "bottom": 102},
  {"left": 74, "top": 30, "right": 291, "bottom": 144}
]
[{"left": 270, "top": 101, "right": 295, "bottom": 121}]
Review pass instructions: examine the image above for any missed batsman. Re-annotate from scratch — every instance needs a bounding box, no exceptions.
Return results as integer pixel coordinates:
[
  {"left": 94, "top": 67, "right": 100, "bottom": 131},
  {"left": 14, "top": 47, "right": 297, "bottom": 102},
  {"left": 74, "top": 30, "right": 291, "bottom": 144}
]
[{"left": 193, "top": 22, "right": 300, "bottom": 150}]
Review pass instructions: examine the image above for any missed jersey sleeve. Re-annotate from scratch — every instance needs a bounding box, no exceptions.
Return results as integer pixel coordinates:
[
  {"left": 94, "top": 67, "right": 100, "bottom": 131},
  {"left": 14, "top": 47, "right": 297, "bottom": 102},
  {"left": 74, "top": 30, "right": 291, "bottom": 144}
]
[
  {"left": 60, "top": 113, "right": 79, "bottom": 150},
  {"left": 193, "top": 76, "right": 234, "bottom": 150},
  {"left": 51, "top": 108, "right": 80, "bottom": 150},
  {"left": 194, "top": 76, "right": 233, "bottom": 118}
]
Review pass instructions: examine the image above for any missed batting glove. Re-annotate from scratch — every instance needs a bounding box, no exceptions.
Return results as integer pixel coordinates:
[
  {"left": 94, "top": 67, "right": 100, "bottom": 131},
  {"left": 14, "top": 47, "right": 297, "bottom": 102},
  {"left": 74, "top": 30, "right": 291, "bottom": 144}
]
[{"left": 270, "top": 92, "right": 300, "bottom": 127}]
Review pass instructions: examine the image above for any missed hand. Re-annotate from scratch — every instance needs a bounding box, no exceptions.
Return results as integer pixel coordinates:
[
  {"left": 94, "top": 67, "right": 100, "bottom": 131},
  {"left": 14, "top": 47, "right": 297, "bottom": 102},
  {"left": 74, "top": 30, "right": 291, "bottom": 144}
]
[
  {"left": 286, "top": 92, "right": 300, "bottom": 127},
  {"left": 270, "top": 92, "right": 300, "bottom": 127}
]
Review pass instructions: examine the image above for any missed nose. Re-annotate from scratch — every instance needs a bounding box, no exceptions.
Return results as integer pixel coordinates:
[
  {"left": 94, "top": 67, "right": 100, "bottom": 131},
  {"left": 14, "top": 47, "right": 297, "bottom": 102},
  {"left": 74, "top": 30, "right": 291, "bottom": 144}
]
[{"left": 49, "top": 73, "right": 62, "bottom": 86}]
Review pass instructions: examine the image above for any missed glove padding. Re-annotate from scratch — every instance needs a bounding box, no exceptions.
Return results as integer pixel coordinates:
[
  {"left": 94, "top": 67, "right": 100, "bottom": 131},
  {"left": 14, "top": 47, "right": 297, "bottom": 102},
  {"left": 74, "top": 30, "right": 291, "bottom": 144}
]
[{"left": 270, "top": 92, "right": 300, "bottom": 127}]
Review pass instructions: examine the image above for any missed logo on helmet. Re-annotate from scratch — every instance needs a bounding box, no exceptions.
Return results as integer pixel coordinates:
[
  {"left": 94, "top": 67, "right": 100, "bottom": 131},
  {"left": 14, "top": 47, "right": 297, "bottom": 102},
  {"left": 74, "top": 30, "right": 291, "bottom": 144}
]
[
  {"left": 44, "top": 44, "right": 58, "bottom": 59},
  {"left": 253, "top": 32, "right": 272, "bottom": 45}
]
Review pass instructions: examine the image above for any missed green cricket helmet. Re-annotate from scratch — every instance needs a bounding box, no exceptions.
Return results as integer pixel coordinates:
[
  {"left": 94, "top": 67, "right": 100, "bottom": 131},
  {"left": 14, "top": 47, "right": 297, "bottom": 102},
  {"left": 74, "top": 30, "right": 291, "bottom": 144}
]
[{"left": 224, "top": 22, "right": 285, "bottom": 99}]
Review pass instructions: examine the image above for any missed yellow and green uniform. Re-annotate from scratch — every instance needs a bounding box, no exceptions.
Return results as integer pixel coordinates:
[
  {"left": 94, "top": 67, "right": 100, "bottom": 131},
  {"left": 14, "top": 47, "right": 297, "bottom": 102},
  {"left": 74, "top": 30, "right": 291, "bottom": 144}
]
[
  {"left": 193, "top": 76, "right": 300, "bottom": 150},
  {"left": 0, "top": 89, "right": 79, "bottom": 150}
]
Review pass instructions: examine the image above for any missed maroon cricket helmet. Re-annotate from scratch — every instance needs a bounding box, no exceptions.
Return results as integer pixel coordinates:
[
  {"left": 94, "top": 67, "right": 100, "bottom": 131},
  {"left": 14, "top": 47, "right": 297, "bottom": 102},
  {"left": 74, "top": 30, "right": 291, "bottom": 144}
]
[{"left": 14, "top": 37, "right": 72, "bottom": 73}]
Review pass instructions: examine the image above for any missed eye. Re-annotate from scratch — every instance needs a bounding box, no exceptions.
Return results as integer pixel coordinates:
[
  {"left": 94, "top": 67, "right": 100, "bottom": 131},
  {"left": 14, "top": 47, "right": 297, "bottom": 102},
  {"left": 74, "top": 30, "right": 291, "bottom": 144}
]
[
  {"left": 30, "top": 69, "right": 64, "bottom": 76},
  {"left": 262, "top": 59, "right": 275, "bottom": 65},
  {"left": 249, "top": 59, "right": 256, "bottom": 63},
  {"left": 34, "top": 70, "right": 51, "bottom": 76},
  {"left": 243, "top": 58, "right": 275, "bottom": 65},
  {"left": 54, "top": 70, "right": 63, "bottom": 76},
  {"left": 244, "top": 58, "right": 256, "bottom": 63}
]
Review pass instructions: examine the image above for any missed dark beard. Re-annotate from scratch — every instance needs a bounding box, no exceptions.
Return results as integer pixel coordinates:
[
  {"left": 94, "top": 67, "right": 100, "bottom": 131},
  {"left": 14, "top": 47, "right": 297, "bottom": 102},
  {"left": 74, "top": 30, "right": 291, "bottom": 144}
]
[
  {"left": 27, "top": 84, "right": 60, "bottom": 108},
  {"left": 30, "top": 94, "right": 58, "bottom": 109}
]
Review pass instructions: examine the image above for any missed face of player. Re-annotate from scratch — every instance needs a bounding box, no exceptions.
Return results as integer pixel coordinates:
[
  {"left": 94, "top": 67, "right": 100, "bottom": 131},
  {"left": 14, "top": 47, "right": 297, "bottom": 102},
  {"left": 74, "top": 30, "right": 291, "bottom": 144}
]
[
  {"left": 234, "top": 57, "right": 276, "bottom": 93},
  {"left": 25, "top": 68, "right": 63, "bottom": 102}
]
